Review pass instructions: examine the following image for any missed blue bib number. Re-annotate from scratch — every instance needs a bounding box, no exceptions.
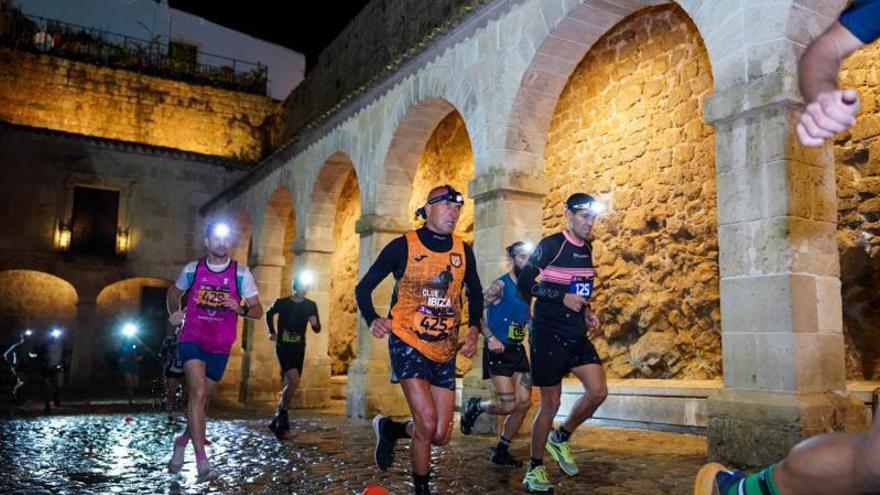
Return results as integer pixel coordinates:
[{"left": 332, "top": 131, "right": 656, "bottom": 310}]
[{"left": 567, "top": 276, "right": 594, "bottom": 299}]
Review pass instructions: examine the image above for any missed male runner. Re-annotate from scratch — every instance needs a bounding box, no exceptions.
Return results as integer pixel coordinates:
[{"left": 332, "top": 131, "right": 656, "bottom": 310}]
[
  {"left": 165, "top": 221, "right": 263, "bottom": 482},
  {"left": 460, "top": 240, "right": 533, "bottom": 468},
  {"left": 355, "top": 184, "right": 483, "bottom": 495},
  {"left": 4, "top": 329, "right": 34, "bottom": 402},
  {"left": 697, "top": 2, "right": 880, "bottom": 494},
  {"left": 519, "top": 193, "right": 606, "bottom": 493},
  {"left": 266, "top": 273, "right": 321, "bottom": 440},
  {"left": 40, "top": 328, "right": 66, "bottom": 413}
]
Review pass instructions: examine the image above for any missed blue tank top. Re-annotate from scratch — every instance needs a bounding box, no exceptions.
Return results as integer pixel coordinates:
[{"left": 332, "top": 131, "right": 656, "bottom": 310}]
[{"left": 487, "top": 273, "right": 531, "bottom": 344}]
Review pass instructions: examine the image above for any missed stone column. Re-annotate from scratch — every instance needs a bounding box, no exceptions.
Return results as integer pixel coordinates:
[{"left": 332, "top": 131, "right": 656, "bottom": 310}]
[
  {"left": 238, "top": 255, "right": 284, "bottom": 404},
  {"left": 291, "top": 237, "right": 333, "bottom": 409},
  {"left": 346, "top": 215, "right": 411, "bottom": 418},
  {"left": 705, "top": 71, "right": 866, "bottom": 467},
  {"left": 69, "top": 296, "right": 97, "bottom": 393},
  {"left": 463, "top": 172, "right": 547, "bottom": 434}
]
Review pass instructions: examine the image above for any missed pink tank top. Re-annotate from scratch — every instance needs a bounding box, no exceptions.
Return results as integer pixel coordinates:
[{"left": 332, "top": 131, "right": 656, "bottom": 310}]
[{"left": 178, "top": 258, "right": 241, "bottom": 354}]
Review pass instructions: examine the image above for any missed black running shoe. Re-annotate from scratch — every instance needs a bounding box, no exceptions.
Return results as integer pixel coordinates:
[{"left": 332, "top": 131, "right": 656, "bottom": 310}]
[
  {"left": 268, "top": 414, "right": 280, "bottom": 437},
  {"left": 278, "top": 410, "right": 290, "bottom": 438},
  {"left": 372, "top": 414, "right": 397, "bottom": 471},
  {"left": 415, "top": 482, "right": 432, "bottom": 495},
  {"left": 490, "top": 445, "right": 523, "bottom": 467},
  {"left": 460, "top": 397, "right": 482, "bottom": 435}
]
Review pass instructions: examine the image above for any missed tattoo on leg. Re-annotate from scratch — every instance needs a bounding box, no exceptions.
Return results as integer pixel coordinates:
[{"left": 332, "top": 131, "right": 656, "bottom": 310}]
[
  {"left": 498, "top": 392, "right": 516, "bottom": 403},
  {"left": 520, "top": 373, "right": 532, "bottom": 388}
]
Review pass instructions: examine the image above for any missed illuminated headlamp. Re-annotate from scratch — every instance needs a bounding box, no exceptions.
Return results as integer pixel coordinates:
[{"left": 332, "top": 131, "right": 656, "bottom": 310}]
[
  {"left": 212, "top": 223, "right": 231, "bottom": 238},
  {"left": 294, "top": 270, "right": 315, "bottom": 290},
  {"left": 122, "top": 323, "right": 138, "bottom": 338},
  {"left": 50, "top": 328, "right": 62, "bottom": 339},
  {"left": 24, "top": 329, "right": 33, "bottom": 337},
  {"left": 584, "top": 201, "right": 606, "bottom": 215}
]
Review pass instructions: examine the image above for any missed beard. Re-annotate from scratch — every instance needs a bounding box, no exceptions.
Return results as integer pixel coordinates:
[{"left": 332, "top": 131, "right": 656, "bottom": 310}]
[{"left": 513, "top": 264, "right": 523, "bottom": 277}]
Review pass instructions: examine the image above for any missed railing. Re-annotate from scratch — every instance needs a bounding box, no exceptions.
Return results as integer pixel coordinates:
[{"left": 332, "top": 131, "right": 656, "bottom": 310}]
[{"left": 0, "top": 10, "right": 268, "bottom": 95}]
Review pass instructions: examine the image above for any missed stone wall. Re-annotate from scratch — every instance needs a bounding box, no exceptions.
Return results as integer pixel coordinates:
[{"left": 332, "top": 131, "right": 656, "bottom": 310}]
[
  {"left": 0, "top": 47, "right": 277, "bottom": 160},
  {"left": 542, "top": 6, "right": 719, "bottom": 379},
  {"left": 278, "top": 0, "right": 491, "bottom": 141},
  {"left": 836, "top": 41, "right": 880, "bottom": 380},
  {"left": 328, "top": 171, "right": 361, "bottom": 375},
  {"left": 409, "top": 110, "right": 475, "bottom": 375}
]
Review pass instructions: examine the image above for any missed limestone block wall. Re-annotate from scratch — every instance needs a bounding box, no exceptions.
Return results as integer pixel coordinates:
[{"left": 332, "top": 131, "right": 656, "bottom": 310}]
[
  {"left": 836, "top": 41, "right": 880, "bottom": 380},
  {"left": 542, "top": 6, "right": 719, "bottom": 379},
  {"left": 409, "top": 110, "right": 476, "bottom": 375},
  {"left": 278, "top": 0, "right": 491, "bottom": 141},
  {"left": 0, "top": 48, "right": 278, "bottom": 160},
  {"left": 328, "top": 171, "right": 361, "bottom": 375}
]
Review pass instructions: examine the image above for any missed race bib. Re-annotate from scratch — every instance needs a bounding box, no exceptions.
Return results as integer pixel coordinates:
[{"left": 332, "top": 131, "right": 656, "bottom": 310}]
[
  {"left": 412, "top": 305, "right": 458, "bottom": 342},
  {"left": 195, "top": 285, "right": 231, "bottom": 310},
  {"left": 567, "top": 276, "right": 594, "bottom": 300},
  {"left": 281, "top": 332, "right": 302, "bottom": 344},
  {"left": 507, "top": 322, "right": 525, "bottom": 342}
]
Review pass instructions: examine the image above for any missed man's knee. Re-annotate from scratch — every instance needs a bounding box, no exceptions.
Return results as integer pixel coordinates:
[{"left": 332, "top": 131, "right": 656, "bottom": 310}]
[
  {"left": 515, "top": 398, "right": 532, "bottom": 413},
  {"left": 190, "top": 386, "right": 208, "bottom": 404},
  {"left": 412, "top": 415, "right": 438, "bottom": 442},
  {"left": 540, "top": 392, "right": 561, "bottom": 413},
  {"left": 588, "top": 386, "right": 608, "bottom": 406},
  {"left": 431, "top": 423, "right": 452, "bottom": 446}
]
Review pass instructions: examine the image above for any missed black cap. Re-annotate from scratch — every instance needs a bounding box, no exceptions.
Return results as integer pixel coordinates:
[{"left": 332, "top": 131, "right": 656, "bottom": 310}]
[{"left": 565, "top": 193, "right": 597, "bottom": 211}]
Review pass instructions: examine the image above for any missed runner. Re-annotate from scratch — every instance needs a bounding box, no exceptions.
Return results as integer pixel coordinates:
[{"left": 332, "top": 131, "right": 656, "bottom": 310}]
[
  {"left": 354, "top": 185, "right": 483, "bottom": 495},
  {"left": 165, "top": 220, "right": 263, "bottom": 482},
  {"left": 697, "top": 2, "right": 880, "bottom": 494},
  {"left": 266, "top": 272, "right": 321, "bottom": 440},
  {"left": 519, "top": 193, "right": 607, "bottom": 493},
  {"left": 3, "top": 328, "right": 34, "bottom": 403},
  {"left": 459, "top": 240, "right": 533, "bottom": 468}
]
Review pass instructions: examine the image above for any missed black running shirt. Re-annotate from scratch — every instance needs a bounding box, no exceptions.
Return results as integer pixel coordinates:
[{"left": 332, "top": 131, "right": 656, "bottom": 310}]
[{"left": 518, "top": 231, "right": 596, "bottom": 340}]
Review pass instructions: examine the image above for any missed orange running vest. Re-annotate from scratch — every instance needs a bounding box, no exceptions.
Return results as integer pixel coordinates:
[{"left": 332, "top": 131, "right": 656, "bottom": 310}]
[{"left": 390, "top": 231, "right": 467, "bottom": 363}]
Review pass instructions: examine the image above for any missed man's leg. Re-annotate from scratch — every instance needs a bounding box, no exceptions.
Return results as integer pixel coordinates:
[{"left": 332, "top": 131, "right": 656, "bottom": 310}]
[
  {"left": 181, "top": 359, "right": 219, "bottom": 479},
  {"left": 400, "top": 378, "right": 440, "bottom": 478},
  {"left": 696, "top": 405, "right": 880, "bottom": 495},
  {"left": 501, "top": 371, "right": 532, "bottom": 441},
  {"left": 559, "top": 363, "right": 607, "bottom": 433},
  {"left": 491, "top": 372, "right": 531, "bottom": 467},
  {"left": 279, "top": 368, "right": 301, "bottom": 412},
  {"left": 530, "top": 384, "right": 561, "bottom": 463}
]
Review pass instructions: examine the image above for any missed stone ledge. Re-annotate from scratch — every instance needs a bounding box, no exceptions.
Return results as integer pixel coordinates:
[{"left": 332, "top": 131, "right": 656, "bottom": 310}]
[
  {"left": 704, "top": 71, "right": 803, "bottom": 126},
  {"left": 355, "top": 214, "right": 412, "bottom": 235},
  {"left": 468, "top": 171, "right": 548, "bottom": 201}
]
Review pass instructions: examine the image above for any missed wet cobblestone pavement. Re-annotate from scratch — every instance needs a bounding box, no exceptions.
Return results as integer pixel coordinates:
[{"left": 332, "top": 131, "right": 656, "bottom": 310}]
[{"left": 0, "top": 411, "right": 707, "bottom": 494}]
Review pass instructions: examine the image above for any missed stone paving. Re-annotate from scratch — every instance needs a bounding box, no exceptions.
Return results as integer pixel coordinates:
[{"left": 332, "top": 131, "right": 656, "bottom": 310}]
[{"left": 0, "top": 409, "right": 707, "bottom": 494}]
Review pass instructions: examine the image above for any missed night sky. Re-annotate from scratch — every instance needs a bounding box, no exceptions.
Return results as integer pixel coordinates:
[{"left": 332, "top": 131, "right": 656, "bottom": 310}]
[{"left": 169, "top": 1, "right": 371, "bottom": 73}]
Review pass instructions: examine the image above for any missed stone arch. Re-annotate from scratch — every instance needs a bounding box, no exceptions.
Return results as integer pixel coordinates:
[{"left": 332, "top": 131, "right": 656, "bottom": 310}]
[
  {"left": 0, "top": 270, "right": 78, "bottom": 343},
  {"left": 504, "top": 0, "right": 721, "bottom": 177},
  {"left": 375, "top": 97, "right": 478, "bottom": 221},
  {"left": 94, "top": 277, "right": 173, "bottom": 384},
  {"left": 305, "top": 152, "right": 361, "bottom": 375},
  {"left": 258, "top": 186, "right": 296, "bottom": 297},
  {"left": 540, "top": 5, "right": 719, "bottom": 379}
]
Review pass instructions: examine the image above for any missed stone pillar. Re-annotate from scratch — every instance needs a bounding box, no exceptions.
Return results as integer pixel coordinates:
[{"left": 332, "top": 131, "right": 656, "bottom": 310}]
[
  {"left": 69, "top": 297, "right": 97, "bottom": 393},
  {"left": 291, "top": 239, "right": 332, "bottom": 409},
  {"left": 239, "top": 256, "right": 284, "bottom": 404},
  {"left": 347, "top": 215, "right": 410, "bottom": 418},
  {"left": 463, "top": 172, "right": 547, "bottom": 434},
  {"left": 705, "top": 71, "right": 866, "bottom": 467}
]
